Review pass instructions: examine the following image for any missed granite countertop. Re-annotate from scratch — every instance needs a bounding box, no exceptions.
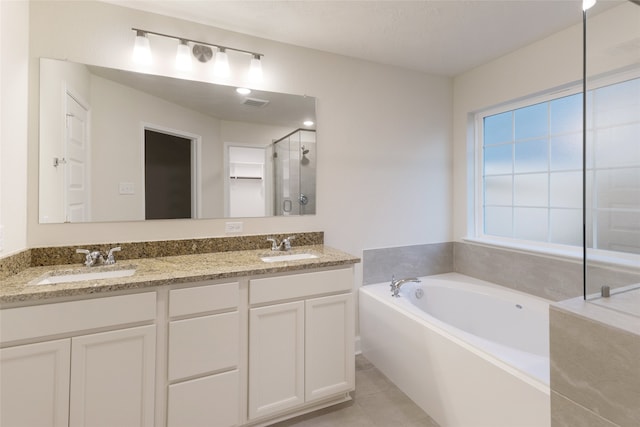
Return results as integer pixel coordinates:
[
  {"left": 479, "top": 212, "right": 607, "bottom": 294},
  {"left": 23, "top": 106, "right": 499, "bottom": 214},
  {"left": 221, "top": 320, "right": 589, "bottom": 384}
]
[{"left": 0, "top": 245, "right": 360, "bottom": 305}]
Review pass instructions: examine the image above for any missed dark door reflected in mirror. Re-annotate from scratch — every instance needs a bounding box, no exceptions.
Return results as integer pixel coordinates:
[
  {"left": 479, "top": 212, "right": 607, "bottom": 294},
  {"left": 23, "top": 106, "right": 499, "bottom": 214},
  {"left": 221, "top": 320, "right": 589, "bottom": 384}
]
[{"left": 145, "top": 130, "right": 192, "bottom": 220}]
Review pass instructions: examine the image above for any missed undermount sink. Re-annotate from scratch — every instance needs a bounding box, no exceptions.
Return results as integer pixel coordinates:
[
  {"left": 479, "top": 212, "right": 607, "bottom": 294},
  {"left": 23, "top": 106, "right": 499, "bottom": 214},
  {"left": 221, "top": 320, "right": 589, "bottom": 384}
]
[
  {"left": 30, "top": 267, "right": 137, "bottom": 286},
  {"left": 260, "top": 253, "right": 319, "bottom": 263}
]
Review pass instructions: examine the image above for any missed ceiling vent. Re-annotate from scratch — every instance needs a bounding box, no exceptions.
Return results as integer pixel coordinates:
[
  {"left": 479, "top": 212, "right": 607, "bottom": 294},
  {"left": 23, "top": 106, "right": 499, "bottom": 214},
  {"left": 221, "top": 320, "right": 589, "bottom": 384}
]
[{"left": 243, "top": 97, "right": 270, "bottom": 108}]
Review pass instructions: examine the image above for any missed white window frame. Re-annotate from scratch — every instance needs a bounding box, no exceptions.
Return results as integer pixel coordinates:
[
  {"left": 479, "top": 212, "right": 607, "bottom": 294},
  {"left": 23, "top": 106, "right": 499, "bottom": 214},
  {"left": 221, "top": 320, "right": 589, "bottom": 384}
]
[{"left": 470, "top": 68, "right": 640, "bottom": 270}]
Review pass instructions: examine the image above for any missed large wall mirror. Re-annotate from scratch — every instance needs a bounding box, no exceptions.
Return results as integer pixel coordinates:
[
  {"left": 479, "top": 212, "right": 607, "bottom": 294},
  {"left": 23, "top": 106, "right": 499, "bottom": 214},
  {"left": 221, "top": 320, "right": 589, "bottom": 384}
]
[{"left": 38, "top": 58, "right": 317, "bottom": 223}]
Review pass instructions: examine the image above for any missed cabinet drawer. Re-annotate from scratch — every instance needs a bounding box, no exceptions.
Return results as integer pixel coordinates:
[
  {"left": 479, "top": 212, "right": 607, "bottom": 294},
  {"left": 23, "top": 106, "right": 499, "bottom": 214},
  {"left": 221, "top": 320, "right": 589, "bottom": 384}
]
[
  {"left": 168, "top": 312, "right": 239, "bottom": 381},
  {"left": 168, "top": 370, "right": 239, "bottom": 427},
  {"left": 169, "top": 282, "right": 238, "bottom": 317},
  {"left": 0, "top": 292, "right": 156, "bottom": 344},
  {"left": 250, "top": 267, "right": 353, "bottom": 305}
]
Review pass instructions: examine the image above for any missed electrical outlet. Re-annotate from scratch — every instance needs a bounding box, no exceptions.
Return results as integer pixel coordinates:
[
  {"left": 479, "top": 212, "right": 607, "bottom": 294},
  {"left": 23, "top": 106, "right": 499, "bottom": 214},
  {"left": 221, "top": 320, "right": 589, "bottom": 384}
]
[
  {"left": 225, "top": 221, "right": 243, "bottom": 233},
  {"left": 119, "top": 182, "right": 135, "bottom": 195}
]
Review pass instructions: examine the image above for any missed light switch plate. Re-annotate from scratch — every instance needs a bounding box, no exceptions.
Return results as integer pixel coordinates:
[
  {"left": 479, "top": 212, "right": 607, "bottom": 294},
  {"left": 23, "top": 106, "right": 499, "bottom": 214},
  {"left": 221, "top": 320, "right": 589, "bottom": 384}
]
[
  {"left": 225, "top": 222, "right": 243, "bottom": 233},
  {"left": 119, "top": 182, "right": 135, "bottom": 195}
]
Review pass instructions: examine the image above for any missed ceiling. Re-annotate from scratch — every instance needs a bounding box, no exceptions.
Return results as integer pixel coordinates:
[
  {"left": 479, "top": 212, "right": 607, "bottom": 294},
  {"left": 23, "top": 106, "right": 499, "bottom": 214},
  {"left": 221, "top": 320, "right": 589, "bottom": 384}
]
[
  {"left": 86, "top": 63, "right": 316, "bottom": 128},
  {"left": 106, "top": 0, "right": 621, "bottom": 77}
]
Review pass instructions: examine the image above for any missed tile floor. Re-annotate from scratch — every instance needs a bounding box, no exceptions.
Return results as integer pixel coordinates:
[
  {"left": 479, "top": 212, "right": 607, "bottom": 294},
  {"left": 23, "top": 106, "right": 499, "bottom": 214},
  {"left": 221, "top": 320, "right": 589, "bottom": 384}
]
[{"left": 272, "top": 355, "right": 440, "bottom": 427}]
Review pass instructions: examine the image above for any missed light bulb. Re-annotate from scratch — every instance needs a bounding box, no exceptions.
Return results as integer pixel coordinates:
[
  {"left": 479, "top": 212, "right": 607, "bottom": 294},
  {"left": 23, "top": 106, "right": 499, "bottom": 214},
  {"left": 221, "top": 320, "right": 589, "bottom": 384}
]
[
  {"left": 175, "top": 39, "right": 192, "bottom": 71},
  {"left": 214, "top": 48, "right": 230, "bottom": 78},
  {"left": 249, "top": 55, "right": 263, "bottom": 83},
  {"left": 132, "top": 30, "right": 151, "bottom": 65},
  {"left": 582, "top": 0, "right": 596, "bottom": 10}
]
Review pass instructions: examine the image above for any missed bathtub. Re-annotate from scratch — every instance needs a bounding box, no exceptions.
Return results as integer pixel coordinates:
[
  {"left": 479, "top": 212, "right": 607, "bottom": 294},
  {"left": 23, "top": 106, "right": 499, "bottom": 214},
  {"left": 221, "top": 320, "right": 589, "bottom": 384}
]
[{"left": 359, "top": 272, "right": 550, "bottom": 427}]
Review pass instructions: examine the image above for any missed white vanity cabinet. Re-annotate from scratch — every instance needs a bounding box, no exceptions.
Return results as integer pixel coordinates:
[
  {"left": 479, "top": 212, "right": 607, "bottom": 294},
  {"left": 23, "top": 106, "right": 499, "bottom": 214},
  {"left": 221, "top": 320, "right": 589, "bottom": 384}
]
[
  {"left": 0, "top": 339, "right": 71, "bottom": 427},
  {"left": 0, "top": 255, "right": 357, "bottom": 427},
  {"left": 69, "top": 325, "right": 156, "bottom": 427},
  {"left": 166, "top": 281, "right": 241, "bottom": 427},
  {"left": 248, "top": 267, "right": 355, "bottom": 421},
  {"left": 0, "top": 292, "right": 157, "bottom": 427}
]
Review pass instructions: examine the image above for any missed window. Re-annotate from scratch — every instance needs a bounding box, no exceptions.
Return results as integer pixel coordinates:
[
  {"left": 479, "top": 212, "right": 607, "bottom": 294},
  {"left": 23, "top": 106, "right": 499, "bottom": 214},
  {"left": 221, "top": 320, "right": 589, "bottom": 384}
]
[{"left": 477, "top": 76, "right": 640, "bottom": 254}]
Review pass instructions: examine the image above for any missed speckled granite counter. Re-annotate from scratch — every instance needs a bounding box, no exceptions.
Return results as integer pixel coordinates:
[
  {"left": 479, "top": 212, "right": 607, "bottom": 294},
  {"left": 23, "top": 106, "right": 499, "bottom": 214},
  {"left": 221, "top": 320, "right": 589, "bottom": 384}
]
[{"left": 0, "top": 245, "right": 359, "bottom": 305}]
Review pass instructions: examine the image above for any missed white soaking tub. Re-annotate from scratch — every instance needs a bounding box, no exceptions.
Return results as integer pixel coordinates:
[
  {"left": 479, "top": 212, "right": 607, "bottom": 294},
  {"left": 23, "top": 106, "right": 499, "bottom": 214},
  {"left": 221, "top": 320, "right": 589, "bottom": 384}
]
[{"left": 359, "top": 272, "right": 550, "bottom": 427}]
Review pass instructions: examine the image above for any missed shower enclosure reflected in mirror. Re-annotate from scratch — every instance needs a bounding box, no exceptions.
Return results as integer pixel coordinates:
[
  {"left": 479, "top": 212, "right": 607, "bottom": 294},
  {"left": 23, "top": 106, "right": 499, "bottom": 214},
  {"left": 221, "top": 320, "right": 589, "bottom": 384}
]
[
  {"left": 273, "top": 129, "right": 316, "bottom": 216},
  {"left": 38, "top": 58, "right": 317, "bottom": 223},
  {"left": 583, "top": 0, "right": 640, "bottom": 310}
]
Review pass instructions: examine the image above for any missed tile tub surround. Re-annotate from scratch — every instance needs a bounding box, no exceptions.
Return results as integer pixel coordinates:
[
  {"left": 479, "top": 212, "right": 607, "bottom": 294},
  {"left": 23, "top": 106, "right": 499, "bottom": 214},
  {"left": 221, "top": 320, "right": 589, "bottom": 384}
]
[
  {"left": 0, "top": 244, "right": 359, "bottom": 304},
  {"left": 362, "top": 243, "right": 453, "bottom": 285},
  {"left": 453, "top": 242, "right": 583, "bottom": 301},
  {"left": 550, "top": 298, "right": 640, "bottom": 427},
  {"left": 363, "top": 241, "right": 639, "bottom": 303},
  {"left": 362, "top": 241, "right": 582, "bottom": 300}
]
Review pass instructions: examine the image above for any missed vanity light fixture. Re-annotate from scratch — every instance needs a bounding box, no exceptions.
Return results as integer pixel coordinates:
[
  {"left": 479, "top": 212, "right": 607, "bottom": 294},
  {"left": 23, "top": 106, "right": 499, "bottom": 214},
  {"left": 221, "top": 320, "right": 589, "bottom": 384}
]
[
  {"left": 249, "top": 54, "right": 263, "bottom": 83},
  {"left": 131, "top": 27, "right": 264, "bottom": 81},
  {"left": 175, "top": 39, "right": 192, "bottom": 71},
  {"left": 214, "top": 47, "right": 230, "bottom": 78},
  {"left": 132, "top": 30, "right": 152, "bottom": 65}
]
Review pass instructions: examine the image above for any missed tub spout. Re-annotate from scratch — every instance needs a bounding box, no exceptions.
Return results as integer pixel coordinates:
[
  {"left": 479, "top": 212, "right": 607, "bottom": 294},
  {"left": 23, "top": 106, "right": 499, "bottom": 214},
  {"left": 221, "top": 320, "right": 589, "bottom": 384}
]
[{"left": 390, "top": 276, "right": 421, "bottom": 297}]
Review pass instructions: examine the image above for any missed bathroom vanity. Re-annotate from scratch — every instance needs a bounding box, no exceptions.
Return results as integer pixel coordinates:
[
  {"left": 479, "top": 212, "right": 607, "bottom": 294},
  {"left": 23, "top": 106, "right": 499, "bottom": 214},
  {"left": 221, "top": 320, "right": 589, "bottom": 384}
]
[{"left": 0, "top": 244, "right": 359, "bottom": 427}]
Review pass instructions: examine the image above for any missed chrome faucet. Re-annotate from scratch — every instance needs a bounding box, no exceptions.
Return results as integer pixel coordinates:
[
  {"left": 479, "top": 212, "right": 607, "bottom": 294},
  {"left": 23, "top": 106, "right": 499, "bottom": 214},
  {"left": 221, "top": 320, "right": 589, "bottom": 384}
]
[
  {"left": 266, "top": 237, "right": 280, "bottom": 251},
  {"left": 105, "top": 247, "right": 121, "bottom": 265},
  {"left": 390, "top": 276, "right": 421, "bottom": 297},
  {"left": 281, "top": 236, "right": 295, "bottom": 251},
  {"left": 76, "top": 247, "right": 121, "bottom": 267},
  {"left": 266, "top": 236, "right": 296, "bottom": 251}
]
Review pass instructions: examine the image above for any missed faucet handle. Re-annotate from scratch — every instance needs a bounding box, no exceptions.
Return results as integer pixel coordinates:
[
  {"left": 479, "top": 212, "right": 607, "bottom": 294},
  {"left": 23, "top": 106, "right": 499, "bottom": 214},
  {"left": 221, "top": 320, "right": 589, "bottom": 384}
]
[
  {"left": 283, "top": 235, "right": 296, "bottom": 251},
  {"left": 76, "top": 249, "right": 92, "bottom": 267},
  {"left": 266, "top": 237, "right": 279, "bottom": 251},
  {"left": 106, "top": 247, "right": 121, "bottom": 265}
]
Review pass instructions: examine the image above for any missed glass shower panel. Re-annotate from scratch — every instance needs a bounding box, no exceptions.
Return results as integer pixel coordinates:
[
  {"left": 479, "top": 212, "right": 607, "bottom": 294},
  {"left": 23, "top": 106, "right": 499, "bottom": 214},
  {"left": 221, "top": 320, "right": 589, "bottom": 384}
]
[
  {"left": 272, "top": 129, "right": 316, "bottom": 216},
  {"left": 584, "top": 0, "right": 640, "bottom": 312}
]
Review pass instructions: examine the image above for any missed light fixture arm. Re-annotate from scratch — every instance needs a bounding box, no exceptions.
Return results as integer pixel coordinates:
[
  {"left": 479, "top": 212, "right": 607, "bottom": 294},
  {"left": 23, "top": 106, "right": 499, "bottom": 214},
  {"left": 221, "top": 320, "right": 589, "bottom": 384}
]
[{"left": 130, "top": 27, "right": 263, "bottom": 59}]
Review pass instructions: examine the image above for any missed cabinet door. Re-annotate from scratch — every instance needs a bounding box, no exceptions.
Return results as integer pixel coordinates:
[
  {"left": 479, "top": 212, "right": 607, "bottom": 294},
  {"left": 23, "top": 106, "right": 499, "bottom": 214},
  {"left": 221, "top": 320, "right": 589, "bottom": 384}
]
[
  {"left": 69, "top": 325, "right": 156, "bottom": 427},
  {"left": 167, "top": 370, "right": 240, "bottom": 427},
  {"left": 0, "top": 339, "right": 71, "bottom": 427},
  {"left": 305, "top": 293, "right": 355, "bottom": 402},
  {"left": 249, "top": 301, "right": 304, "bottom": 420}
]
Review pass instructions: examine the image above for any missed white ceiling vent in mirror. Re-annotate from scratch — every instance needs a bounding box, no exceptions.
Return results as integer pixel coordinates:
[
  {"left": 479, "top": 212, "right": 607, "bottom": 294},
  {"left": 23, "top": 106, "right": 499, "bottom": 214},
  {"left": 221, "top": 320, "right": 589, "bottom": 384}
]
[{"left": 243, "top": 98, "right": 270, "bottom": 108}]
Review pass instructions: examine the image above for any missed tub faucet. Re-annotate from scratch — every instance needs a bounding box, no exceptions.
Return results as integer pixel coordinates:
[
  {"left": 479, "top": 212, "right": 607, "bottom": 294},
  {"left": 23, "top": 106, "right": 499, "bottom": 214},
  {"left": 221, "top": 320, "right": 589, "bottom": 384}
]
[{"left": 390, "top": 276, "right": 421, "bottom": 297}]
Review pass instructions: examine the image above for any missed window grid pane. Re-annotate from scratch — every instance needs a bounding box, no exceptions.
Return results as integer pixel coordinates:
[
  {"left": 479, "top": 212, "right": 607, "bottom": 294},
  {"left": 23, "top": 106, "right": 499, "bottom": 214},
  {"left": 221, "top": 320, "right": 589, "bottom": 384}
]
[{"left": 480, "top": 78, "right": 640, "bottom": 253}]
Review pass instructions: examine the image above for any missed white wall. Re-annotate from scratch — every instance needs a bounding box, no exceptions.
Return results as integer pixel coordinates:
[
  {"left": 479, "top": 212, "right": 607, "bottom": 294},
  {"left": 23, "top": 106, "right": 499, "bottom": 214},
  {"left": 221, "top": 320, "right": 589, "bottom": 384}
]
[
  {"left": 89, "top": 74, "right": 224, "bottom": 221},
  {"left": 26, "top": 0, "right": 453, "bottom": 283},
  {"left": 1, "top": 0, "right": 29, "bottom": 256},
  {"left": 452, "top": 2, "right": 640, "bottom": 243}
]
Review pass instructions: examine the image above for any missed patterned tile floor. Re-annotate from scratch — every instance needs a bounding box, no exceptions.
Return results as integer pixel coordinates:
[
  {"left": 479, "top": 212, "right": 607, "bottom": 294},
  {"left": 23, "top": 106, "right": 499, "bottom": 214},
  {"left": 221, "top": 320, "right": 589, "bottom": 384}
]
[{"left": 272, "top": 355, "right": 440, "bottom": 427}]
